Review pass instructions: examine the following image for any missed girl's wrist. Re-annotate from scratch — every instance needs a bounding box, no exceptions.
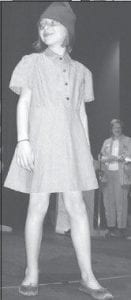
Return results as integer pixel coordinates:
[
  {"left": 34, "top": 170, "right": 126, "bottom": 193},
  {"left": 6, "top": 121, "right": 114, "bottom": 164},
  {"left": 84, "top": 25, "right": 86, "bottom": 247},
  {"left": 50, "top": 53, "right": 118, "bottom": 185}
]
[{"left": 17, "top": 139, "right": 29, "bottom": 144}]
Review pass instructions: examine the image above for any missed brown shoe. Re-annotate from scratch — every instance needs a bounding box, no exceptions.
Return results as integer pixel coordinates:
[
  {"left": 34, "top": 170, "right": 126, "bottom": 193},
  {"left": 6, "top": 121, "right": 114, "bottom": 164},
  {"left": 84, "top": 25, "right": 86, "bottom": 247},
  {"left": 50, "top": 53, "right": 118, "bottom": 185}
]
[
  {"left": 19, "top": 284, "right": 38, "bottom": 296},
  {"left": 79, "top": 280, "right": 113, "bottom": 300}
]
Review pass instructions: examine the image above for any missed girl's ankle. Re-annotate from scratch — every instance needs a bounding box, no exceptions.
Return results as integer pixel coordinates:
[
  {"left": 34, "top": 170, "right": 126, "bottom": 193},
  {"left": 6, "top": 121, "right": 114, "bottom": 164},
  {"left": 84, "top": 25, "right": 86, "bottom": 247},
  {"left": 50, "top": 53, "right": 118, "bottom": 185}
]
[
  {"left": 81, "top": 273, "right": 102, "bottom": 289},
  {"left": 22, "top": 269, "right": 39, "bottom": 286},
  {"left": 25, "top": 268, "right": 39, "bottom": 275}
]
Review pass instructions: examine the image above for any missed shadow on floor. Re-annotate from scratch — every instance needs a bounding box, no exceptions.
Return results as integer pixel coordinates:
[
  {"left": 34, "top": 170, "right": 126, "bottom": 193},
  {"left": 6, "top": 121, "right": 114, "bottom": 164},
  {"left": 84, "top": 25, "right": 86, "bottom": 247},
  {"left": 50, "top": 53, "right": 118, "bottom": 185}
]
[{"left": 2, "top": 227, "right": 131, "bottom": 300}]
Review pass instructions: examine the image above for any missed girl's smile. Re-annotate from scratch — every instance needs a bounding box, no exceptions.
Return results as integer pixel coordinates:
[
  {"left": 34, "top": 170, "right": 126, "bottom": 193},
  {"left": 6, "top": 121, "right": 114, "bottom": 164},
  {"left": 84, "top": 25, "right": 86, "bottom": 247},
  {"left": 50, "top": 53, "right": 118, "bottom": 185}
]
[{"left": 39, "top": 18, "right": 68, "bottom": 47}]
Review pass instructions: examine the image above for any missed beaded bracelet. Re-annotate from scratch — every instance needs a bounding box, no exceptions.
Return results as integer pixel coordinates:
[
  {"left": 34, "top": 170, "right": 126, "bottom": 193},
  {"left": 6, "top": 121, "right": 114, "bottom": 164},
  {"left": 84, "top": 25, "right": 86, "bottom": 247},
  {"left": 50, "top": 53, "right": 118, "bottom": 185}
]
[{"left": 17, "top": 139, "right": 29, "bottom": 144}]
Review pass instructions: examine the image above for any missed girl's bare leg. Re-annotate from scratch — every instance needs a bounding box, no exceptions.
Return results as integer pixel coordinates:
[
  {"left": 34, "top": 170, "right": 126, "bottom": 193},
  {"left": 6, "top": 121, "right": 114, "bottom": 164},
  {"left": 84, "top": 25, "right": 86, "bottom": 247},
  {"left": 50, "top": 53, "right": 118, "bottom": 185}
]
[
  {"left": 22, "top": 192, "right": 50, "bottom": 286},
  {"left": 63, "top": 191, "right": 102, "bottom": 289}
]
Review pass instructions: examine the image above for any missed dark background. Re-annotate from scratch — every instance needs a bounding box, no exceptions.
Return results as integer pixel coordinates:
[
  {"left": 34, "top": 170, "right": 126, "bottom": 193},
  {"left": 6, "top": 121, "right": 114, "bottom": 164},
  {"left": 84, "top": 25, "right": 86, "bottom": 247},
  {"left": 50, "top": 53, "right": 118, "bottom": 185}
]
[{"left": 2, "top": 2, "right": 131, "bottom": 229}]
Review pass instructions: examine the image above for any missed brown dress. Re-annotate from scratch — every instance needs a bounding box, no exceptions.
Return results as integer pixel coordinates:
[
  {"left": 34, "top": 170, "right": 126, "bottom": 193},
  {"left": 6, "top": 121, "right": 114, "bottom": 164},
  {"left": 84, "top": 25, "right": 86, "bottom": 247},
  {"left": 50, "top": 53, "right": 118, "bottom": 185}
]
[{"left": 4, "top": 48, "right": 98, "bottom": 193}]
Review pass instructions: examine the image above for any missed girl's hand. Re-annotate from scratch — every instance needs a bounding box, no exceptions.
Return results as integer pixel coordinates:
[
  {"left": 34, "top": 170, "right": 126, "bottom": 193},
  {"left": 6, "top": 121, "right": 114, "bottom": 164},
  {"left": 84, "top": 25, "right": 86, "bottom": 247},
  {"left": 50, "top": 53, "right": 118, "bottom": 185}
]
[{"left": 16, "top": 141, "right": 35, "bottom": 172}]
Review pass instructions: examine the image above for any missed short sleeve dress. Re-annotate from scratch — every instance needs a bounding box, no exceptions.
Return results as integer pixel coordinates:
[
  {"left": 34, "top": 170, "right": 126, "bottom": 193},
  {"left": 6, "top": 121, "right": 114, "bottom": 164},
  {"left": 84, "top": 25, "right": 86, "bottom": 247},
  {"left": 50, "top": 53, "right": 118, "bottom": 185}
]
[{"left": 4, "top": 48, "right": 98, "bottom": 193}]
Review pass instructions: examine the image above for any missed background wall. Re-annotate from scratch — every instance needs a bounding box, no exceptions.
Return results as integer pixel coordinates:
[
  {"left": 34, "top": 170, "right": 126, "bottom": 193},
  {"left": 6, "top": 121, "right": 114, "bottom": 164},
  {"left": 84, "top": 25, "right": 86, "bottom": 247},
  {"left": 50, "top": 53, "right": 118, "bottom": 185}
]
[
  {"left": 2, "top": 2, "right": 125, "bottom": 229},
  {"left": 120, "top": 12, "right": 131, "bottom": 214},
  {"left": 120, "top": 33, "right": 131, "bottom": 137}
]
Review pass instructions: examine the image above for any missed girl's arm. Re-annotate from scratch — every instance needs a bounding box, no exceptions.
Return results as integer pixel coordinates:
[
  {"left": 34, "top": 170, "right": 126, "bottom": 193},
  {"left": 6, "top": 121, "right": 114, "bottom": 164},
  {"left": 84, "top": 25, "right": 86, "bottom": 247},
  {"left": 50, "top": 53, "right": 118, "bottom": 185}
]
[
  {"left": 16, "top": 88, "right": 34, "bottom": 171},
  {"left": 16, "top": 87, "right": 31, "bottom": 141},
  {"left": 80, "top": 101, "right": 90, "bottom": 147}
]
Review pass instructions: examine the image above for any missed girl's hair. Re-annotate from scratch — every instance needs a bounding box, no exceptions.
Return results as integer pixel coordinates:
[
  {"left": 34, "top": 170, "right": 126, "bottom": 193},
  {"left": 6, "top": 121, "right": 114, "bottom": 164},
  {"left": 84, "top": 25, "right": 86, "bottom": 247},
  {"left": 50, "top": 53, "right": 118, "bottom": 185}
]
[{"left": 33, "top": 18, "right": 75, "bottom": 53}]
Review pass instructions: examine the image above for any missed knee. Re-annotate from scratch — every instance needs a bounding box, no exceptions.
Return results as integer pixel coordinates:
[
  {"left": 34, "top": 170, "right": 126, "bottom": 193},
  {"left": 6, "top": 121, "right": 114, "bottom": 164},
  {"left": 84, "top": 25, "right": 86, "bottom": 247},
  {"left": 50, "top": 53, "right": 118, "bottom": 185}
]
[
  {"left": 64, "top": 192, "right": 87, "bottom": 219},
  {"left": 28, "top": 193, "right": 49, "bottom": 219},
  {"left": 74, "top": 200, "right": 87, "bottom": 219},
  {"left": 28, "top": 204, "right": 48, "bottom": 220}
]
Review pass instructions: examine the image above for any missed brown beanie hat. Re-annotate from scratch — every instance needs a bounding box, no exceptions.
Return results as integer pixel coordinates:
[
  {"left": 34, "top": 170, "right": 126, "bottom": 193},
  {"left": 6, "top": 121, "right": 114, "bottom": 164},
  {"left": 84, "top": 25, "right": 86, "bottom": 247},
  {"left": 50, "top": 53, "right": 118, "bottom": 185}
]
[{"left": 39, "top": 2, "right": 76, "bottom": 44}]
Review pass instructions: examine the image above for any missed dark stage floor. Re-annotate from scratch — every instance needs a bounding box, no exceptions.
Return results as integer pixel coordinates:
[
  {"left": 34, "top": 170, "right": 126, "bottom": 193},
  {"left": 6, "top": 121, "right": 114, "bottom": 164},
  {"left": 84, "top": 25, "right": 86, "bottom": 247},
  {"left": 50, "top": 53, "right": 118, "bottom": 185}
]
[{"left": 2, "top": 227, "right": 131, "bottom": 300}]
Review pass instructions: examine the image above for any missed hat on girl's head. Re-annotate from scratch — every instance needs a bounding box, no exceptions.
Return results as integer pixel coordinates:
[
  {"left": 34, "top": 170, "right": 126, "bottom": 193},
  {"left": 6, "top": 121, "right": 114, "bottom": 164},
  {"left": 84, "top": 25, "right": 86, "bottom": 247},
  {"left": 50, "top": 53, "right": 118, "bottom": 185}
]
[{"left": 39, "top": 2, "right": 76, "bottom": 43}]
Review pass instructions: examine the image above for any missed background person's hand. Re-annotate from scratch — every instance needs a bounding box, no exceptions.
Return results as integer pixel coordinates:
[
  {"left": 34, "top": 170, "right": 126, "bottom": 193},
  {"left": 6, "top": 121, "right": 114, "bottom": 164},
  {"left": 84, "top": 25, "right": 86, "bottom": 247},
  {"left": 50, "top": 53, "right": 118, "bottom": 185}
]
[
  {"left": 16, "top": 141, "right": 35, "bottom": 171},
  {"left": 118, "top": 155, "right": 126, "bottom": 162},
  {"left": 107, "top": 155, "right": 118, "bottom": 163}
]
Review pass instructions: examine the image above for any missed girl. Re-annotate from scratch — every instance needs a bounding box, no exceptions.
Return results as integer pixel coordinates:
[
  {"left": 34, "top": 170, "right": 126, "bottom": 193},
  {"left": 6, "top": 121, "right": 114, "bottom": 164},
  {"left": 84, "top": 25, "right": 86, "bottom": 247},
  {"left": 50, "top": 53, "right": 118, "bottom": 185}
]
[{"left": 4, "top": 2, "right": 113, "bottom": 299}]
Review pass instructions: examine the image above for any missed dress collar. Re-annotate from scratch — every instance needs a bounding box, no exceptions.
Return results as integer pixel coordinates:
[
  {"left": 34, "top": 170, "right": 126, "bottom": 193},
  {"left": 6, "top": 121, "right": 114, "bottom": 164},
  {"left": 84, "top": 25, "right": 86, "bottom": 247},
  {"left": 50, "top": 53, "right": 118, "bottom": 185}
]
[{"left": 44, "top": 47, "right": 72, "bottom": 65}]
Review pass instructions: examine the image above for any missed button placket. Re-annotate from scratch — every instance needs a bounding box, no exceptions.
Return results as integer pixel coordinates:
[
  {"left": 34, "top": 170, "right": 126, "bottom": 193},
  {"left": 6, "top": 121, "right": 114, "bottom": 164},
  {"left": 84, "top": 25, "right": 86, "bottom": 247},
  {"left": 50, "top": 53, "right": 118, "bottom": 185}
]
[{"left": 62, "top": 63, "right": 70, "bottom": 103}]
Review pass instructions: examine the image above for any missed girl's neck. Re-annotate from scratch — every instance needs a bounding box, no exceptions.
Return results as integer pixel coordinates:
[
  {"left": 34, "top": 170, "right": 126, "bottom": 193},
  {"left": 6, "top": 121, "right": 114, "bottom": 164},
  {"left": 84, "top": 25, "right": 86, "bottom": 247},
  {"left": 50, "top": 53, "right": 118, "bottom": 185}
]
[{"left": 48, "top": 45, "right": 66, "bottom": 57}]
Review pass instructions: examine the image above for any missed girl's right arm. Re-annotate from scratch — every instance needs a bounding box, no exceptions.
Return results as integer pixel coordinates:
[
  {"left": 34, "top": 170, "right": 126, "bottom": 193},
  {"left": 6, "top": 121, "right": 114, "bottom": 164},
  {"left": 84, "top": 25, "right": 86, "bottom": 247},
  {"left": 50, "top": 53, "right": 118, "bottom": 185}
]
[{"left": 16, "top": 88, "right": 35, "bottom": 172}]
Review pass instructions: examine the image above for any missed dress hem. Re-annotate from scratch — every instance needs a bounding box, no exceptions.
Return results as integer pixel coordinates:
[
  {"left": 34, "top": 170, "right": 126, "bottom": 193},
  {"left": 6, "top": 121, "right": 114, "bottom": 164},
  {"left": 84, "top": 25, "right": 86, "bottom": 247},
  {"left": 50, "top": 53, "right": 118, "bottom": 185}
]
[{"left": 3, "top": 184, "right": 98, "bottom": 195}]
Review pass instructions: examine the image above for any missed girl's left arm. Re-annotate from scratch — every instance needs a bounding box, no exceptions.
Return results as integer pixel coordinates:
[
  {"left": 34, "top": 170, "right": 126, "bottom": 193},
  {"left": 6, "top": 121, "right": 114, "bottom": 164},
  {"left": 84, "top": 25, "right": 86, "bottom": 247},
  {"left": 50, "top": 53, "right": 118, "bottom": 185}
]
[{"left": 80, "top": 101, "right": 90, "bottom": 146}]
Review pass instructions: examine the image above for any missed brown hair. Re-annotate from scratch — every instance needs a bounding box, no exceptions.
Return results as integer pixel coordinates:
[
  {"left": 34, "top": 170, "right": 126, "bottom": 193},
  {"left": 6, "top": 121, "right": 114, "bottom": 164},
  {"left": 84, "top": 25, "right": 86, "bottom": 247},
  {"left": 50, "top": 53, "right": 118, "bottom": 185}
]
[{"left": 33, "top": 18, "right": 74, "bottom": 53}]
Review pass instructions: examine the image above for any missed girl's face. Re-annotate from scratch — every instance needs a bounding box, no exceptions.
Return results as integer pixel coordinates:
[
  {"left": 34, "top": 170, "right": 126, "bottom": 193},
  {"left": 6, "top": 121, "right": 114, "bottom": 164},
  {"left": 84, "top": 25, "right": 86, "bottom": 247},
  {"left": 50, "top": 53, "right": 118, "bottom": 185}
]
[{"left": 39, "top": 18, "right": 68, "bottom": 48}]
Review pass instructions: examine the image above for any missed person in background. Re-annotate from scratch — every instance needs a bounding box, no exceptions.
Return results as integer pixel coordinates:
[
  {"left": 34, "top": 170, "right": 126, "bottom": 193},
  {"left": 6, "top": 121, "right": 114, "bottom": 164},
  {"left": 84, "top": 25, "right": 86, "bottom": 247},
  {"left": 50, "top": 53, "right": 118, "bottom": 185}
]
[{"left": 100, "top": 119, "right": 131, "bottom": 238}]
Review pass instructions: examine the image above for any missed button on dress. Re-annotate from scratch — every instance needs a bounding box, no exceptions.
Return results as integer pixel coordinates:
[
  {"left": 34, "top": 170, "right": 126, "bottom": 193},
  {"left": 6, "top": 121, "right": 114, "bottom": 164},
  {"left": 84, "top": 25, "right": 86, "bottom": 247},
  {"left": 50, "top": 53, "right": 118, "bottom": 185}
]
[{"left": 4, "top": 48, "right": 98, "bottom": 193}]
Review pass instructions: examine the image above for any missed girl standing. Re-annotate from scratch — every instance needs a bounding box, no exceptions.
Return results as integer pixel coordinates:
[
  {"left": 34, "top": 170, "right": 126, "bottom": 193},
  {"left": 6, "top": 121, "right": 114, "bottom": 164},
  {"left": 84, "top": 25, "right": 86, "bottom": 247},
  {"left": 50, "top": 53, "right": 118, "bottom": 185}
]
[{"left": 4, "top": 2, "right": 113, "bottom": 299}]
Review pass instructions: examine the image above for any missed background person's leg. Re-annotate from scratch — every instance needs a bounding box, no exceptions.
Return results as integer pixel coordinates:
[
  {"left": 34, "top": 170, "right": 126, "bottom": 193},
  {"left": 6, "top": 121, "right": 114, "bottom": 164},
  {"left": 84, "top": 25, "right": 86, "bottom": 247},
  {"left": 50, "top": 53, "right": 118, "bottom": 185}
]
[
  {"left": 63, "top": 191, "right": 102, "bottom": 290},
  {"left": 114, "top": 177, "right": 129, "bottom": 233},
  {"left": 22, "top": 192, "right": 50, "bottom": 286},
  {"left": 103, "top": 173, "right": 116, "bottom": 230}
]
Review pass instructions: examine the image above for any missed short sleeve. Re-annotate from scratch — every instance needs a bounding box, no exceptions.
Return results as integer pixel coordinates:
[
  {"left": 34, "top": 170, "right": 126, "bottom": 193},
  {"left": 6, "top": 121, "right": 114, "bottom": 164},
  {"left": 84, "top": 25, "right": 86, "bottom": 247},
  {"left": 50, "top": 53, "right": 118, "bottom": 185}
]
[
  {"left": 9, "top": 54, "right": 37, "bottom": 95},
  {"left": 84, "top": 67, "right": 94, "bottom": 103}
]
